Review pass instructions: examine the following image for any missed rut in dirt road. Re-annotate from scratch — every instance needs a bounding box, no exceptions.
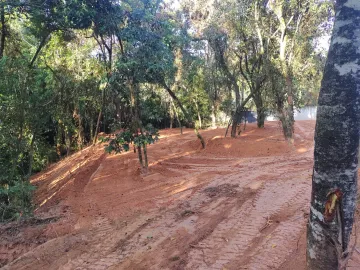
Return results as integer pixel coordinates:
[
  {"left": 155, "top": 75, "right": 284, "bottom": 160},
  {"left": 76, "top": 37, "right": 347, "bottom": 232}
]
[{"left": 3, "top": 122, "right": 318, "bottom": 270}]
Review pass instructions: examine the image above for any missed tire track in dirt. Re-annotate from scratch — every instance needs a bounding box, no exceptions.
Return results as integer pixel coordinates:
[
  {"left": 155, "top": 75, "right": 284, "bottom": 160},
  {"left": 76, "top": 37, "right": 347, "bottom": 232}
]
[
  {"left": 3, "top": 122, "right": 317, "bottom": 270},
  {"left": 12, "top": 158, "right": 234, "bottom": 270},
  {"left": 49, "top": 162, "right": 248, "bottom": 269},
  {"left": 107, "top": 153, "right": 312, "bottom": 270},
  {"left": 185, "top": 169, "right": 310, "bottom": 269},
  {"left": 40, "top": 155, "right": 311, "bottom": 270}
]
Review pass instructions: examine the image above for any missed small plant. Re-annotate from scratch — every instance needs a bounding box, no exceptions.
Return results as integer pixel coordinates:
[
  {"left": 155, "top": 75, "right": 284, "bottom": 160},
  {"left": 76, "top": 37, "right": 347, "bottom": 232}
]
[
  {"left": 102, "top": 131, "right": 133, "bottom": 154},
  {"left": 0, "top": 181, "right": 36, "bottom": 222},
  {"left": 102, "top": 124, "right": 159, "bottom": 174}
]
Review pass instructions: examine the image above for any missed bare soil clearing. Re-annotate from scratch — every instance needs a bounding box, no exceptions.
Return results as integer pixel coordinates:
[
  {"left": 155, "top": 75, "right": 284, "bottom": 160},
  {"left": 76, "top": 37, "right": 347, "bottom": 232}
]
[{"left": 2, "top": 121, "right": 360, "bottom": 270}]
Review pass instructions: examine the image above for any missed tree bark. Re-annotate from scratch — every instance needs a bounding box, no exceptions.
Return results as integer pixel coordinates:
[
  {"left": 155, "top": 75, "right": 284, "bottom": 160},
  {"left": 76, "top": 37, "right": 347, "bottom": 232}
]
[
  {"left": 253, "top": 91, "right": 265, "bottom": 128},
  {"left": 0, "top": 5, "right": 5, "bottom": 59},
  {"left": 93, "top": 109, "right": 102, "bottom": 145},
  {"left": 163, "top": 82, "right": 204, "bottom": 146},
  {"left": 29, "top": 34, "right": 49, "bottom": 68},
  {"left": 65, "top": 126, "right": 71, "bottom": 157},
  {"left": 171, "top": 100, "right": 182, "bottom": 134},
  {"left": 114, "top": 98, "right": 122, "bottom": 129},
  {"left": 227, "top": 93, "right": 253, "bottom": 138},
  {"left": 256, "top": 106, "right": 265, "bottom": 128},
  {"left": 26, "top": 133, "right": 35, "bottom": 180},
  {"left": 137, "top": 145, "right": 144, "bottom": 170},
  {"left": 77, "top": 108, "right": 84, "bottom": 150},
  {"left": 143, "top": 143, "right": 148, "bottom": 174},
  {"left": 211, "top": 104, "right": 216, "bottom": 128},
  {"left": 307, "top": 2, "right": 360, "bottom": 269},
  {"left": 90, "top": 119, "right": 94, "bottom": 142},
  {"left": 271, "top": 0, "right": 295, "bottom": 141},
  {"left": 194, "top": 101, "right": 202, "bottom": 129},
  {"left": 231, "top": 109, "right": 242, "bottom": 137},
  {"left": 170, "top": 104, "right": 174, "bottom": 129},
  {"left": 280, "top": 66, "right": 295, "bottom": 141},
  {"left": 163, "top": 83, "right": 188, "bottom": 120},
  {"left": 93, "top": 81, "right": 107, "bottom": 145}
]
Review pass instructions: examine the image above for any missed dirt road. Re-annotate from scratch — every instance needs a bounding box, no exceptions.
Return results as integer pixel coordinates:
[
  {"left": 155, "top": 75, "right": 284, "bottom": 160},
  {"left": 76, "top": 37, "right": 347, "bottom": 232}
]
[{"left": 2, "top": 121, "right": 360, "bottom": 270}]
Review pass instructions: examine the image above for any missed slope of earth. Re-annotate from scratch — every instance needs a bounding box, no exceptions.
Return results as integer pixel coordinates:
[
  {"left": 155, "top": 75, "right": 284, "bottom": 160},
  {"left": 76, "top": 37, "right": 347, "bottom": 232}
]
[{"left": 2, "top": 120, "right": 360, "bottom": 270}]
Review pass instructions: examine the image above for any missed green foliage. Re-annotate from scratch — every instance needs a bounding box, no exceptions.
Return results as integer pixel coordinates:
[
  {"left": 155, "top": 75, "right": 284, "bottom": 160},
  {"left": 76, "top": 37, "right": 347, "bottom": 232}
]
[
  {"left": 0, "top": 181, "right": 36, "bottom": 221},
  {"left": 0, "top": 0, "right": 331, "bottom": 220},
  {"left": 104, "top": 125, "right": 159, "bottom": 155},
  {"left": 133, "top": 125, "right": 159, "bottom": 147},
  {"left": 220, "top": 97, "right": 235, "bottom": 117}
]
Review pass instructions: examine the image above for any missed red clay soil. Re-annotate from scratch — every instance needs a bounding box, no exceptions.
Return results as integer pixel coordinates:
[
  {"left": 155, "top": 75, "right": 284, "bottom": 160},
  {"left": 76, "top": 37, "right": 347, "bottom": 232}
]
[{"left": 1, "top": 120, "right": 360, "bottom": 270}]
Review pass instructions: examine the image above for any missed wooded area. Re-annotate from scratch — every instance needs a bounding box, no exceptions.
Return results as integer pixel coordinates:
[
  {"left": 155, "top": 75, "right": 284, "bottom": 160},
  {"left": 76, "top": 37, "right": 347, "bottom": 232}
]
[
  {"left": 5, "top": 0, "right": 360, "bottom": 269},
  {"left": 0, "top": 0, "right": 331, "bottom": 221}
]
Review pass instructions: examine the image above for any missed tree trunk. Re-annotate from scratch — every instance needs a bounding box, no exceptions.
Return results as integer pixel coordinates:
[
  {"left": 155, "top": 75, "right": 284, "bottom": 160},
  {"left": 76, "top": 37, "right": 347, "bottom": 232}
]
[
  {"left": 234, "top": 83, "right": 241, "bottom": 108},
  {"left": 137, "top": 145, "right": 144, "bottom": 170},
  {"left": 256, "top": 107, "right": 265, "bottom": 128},
  {"left": 307, "top": 2, "right": 360, "bottom": 269},
  {"left": 163, "top": 83, "right": 188, "bottom": 120},
  {"left": 227, "top": 93, "right": 253, "bottom": 138},
  {"left": 254, "top": 93, "right": 265, "bottom": 128},
  {"left": 0, "top": 5, "right": 5, "bottom": 59},
  {"left": 65, "top": 127, "right": 71, "bottom": 157},
  {"left": 211, "top": 104, "right": 216, "bottom": 128},
  {"left": 279, "top": 67, "right": 295, "bottom": 141},
  {"left": 93, "top": 82, "right": 107, "bottom": 145},
  {"left": 26, "top": 133, "right": 35, "bottom": 180},
  {"left": 231, "top": 110, "right": 240, "bottom": 138},
  {"left": 171, "top": 100, "right": 182, "bottom": 134},
  {"left": 271, "top": 0, "right": 295, "bottom": 142},
  {"left": 143, "top": 143, "right": 148, "bottom": 174},
  {"left": 90, "top": 119, "right": 94, "bottom": 142},
  {"left": 103, "top": 110, "right": 106, "bottom": 133},
  {"left": 29, "top": 34, "right": 49, "bottom": 68},
  {"left": 194, "top": 101, "right": 202, "bottom": 129},
  {"left": 170, "top": 104, "right": 174, "bottom": 129},
  {"left": 195, "top": 128, "right": 205, "bottom": 149},
  {"left": 77, "top": 108, "right": 84, "bottom": 150},
  {"left": 164, "top": 82, "right": 203, "bottom": 145},
  {"left": 114, "top": 98, "right": 122, "bottom": 129},
  {"left": 285, "top": 69, "right": 294, "bottom": 133},
  {"left": 93, "top": 109, "right": 102, "bottom": 145}
]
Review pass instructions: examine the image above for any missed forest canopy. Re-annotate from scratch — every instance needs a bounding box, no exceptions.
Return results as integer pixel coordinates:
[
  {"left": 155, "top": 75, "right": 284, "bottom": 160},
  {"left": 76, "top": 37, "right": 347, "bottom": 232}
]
[{"left": 0, "top": 0, "right": 332, "bottom": 220}]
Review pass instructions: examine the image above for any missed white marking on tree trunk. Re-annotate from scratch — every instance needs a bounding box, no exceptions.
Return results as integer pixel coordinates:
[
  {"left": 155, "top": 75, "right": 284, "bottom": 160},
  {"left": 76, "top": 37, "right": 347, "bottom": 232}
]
[
  {"left": 334, "top": 20, "right": 352, "bottom": 31},
  {"left": 331, "top": 36, "right": 351, "bottom": 45},
  {"left": 313, "top": 170, "right": 322, "bottom": 183},
  {"left": 318, "top": 104, "right": 347, "bottom": 117},
  {"left": 308, "top": 247, "right": 317, "bottom": 259},
  {"left": 310, "top": 221, "right": 324, "bottom": 241},
  {"left": 334, "top": 61, "right": 360, "bottom": 75},
  {"left": 343, "top": 168, "right": 357, "bottom": 178},
  {"left": 311, "top": 206, "right": 324, "bottom": 222},
  {"left": 314, "top": 199, "right": 321, "bottom": 206},
  {"left": 344, "top": 0, "right": 360, "bottom": 10}
]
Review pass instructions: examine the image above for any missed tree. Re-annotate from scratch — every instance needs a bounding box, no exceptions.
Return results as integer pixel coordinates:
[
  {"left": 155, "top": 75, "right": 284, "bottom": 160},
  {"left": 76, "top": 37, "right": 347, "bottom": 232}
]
[
  {"left": 307, "top": 1, "right": 360, "bottom": 269},
  {"left": 102, "top": 125, "right": 159, "bottom": 174}
]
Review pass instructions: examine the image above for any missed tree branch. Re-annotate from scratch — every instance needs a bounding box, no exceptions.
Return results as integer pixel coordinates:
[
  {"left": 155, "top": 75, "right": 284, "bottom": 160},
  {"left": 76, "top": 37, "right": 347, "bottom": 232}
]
[{"left": 29, "top": 34, "right": 50, "bottom": 68}]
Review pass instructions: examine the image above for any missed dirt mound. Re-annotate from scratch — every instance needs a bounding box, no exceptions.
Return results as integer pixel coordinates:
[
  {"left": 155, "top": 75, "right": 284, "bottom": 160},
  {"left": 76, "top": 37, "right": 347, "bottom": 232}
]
[{"left": 3, "top": 120, "right": 360, "bottom": 270}]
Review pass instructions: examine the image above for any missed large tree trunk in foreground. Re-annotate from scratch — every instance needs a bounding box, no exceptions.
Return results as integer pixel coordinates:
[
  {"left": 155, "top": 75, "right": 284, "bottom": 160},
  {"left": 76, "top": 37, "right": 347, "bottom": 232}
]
[{"left": 307, "top": 2, "right": 360, "bottom": 269}]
